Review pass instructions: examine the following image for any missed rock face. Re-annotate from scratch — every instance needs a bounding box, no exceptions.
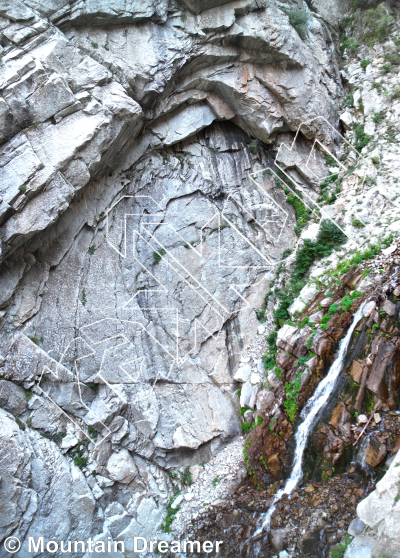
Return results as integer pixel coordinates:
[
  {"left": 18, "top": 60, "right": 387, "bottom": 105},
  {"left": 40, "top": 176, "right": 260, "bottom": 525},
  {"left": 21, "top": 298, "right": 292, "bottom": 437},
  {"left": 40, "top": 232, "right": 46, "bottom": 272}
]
[
  {"left": 0, "top": 0, "right": 349, "bottom": 551},
  {"left": 357, "top": 446, "right": 400, "bottom": 542}
]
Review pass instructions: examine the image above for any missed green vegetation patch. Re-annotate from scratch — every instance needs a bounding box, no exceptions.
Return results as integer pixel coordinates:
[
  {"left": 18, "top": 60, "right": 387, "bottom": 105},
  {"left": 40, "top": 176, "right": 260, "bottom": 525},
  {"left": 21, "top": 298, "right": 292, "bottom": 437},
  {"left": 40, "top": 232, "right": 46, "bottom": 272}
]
[{"left": 286, "top": 8, "right": 309, "bottom": 39}]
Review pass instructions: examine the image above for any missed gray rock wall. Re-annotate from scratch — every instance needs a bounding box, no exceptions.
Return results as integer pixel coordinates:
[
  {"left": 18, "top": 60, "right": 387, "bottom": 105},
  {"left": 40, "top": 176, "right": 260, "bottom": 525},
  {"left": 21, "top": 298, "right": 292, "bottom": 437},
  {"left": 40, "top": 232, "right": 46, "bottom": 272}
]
[{"left": 0, "top": 0, "right": 345, "bottom": 551}]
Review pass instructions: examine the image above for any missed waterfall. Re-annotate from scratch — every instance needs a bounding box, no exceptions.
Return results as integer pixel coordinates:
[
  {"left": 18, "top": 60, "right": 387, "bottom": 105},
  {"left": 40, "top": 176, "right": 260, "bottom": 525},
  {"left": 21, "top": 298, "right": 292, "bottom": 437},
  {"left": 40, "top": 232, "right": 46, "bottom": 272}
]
[{"left": 254, "top": 302, "right": 366, "bottom": 536}]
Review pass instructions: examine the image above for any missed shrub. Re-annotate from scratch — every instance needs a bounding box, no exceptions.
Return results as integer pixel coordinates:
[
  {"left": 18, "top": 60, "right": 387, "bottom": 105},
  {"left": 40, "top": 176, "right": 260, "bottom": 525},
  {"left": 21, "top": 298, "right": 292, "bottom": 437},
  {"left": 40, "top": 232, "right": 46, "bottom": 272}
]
[
  {"left": 152, "top": 248, "right": 166, "bottom": 265},
  {"left": 360, "top": 59, "right": 371, "bottom": 70},
  {"left": 74, "top": 455, "right": 88, "bottom": 469},
  {"left": 385, "top": 52, "right": 400, "bottom": 66},
  {"left": 325, "top": 155, "right": 339, "bottom": 167},
  {"left": 361, "top": 8, "right": 394, "bottom": 45},
  {"left": 287, "top": 9, "right": 309, "bottom": 39},
  {"left": 341, "top": 37, "right": 359, "bottom": 53},
  {"left": 341, "top": 93, "right": 354, "bottom": 108},
  {"left": 352, "top": 218, "right": 365, "bottom": 228},
  {"left": 181, "top": 466, "right": 192, "bottom": 485},
  {"left": 353, "top": 124, "right": 371, "bottom": 151},
  {"left": 381, "top": 62, "right": 392, "bottom": 74},
  {"left": 273, "top": 220, "right": 347, "bottom": 325},
  {"left": 249, "top": 139, "right": 258, "bottom": 155},
  {"left": 161, "top": 495, "right": 181, "bottom": 533},
  {"left": 372, "top": 110, "right": 385, "bottom": 124},
  {"left": 284, "top": 188, "right": 311, "bottom": 235},
  {"left": 284, "top": 372, "right": 303, "bottom": 422}
]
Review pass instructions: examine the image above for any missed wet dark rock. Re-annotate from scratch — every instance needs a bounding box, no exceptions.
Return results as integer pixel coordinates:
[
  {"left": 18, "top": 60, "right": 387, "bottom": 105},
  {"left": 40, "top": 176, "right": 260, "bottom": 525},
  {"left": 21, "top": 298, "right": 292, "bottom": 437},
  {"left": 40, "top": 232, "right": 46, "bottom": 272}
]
[
  {"left": 299, "top": 529, "right": 322, "bottom": 554},
  {"left": 348, "top": 517, "right": 365, "bottom": 537}
]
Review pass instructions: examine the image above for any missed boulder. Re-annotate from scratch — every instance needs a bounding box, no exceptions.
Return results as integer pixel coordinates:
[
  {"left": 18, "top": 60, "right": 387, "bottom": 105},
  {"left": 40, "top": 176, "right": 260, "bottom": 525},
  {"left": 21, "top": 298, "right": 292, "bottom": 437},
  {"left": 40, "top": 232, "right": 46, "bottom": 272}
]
[
  {"left": 189, "top": 466, "right": 203, "bottom": 483},
  {"left": 329, "top": 402, "right": 351, "bottom": 431},
  {"left": 276, "top": 324, "right": 308, "bottom": 358},
  {"left": 320, "top": 297, "right": 335, "bottom": 308},
  {"left": 348, "top": 517, "right": 365, "bottom": 537},
  {"left": 234, "top": 364, "right": 252, "bottom": 383},
  {"left": 106, "top": 449, "right": 138, "bottom": 483},
  {"left": 298, "top": 529, "right": 320, "bottom": 554},
  {"left": 365, "top": 437, "right": 387, "bottom": 468},
  {"left": 270, "top": 529, "right": 288, "bottom": 552},
  {"left": 362, "top": 301, "right": 376, "bottom": 318},
  {"left": 244, "top": 410, "right": 254, "bottom": 425},
  {"left": 171, "top": 494, "right": 183, "bottom": 509},
  {"left": 380, "top": 300, "right": 396, "bottom": 317},
  {"left": 309, "top": 310, "right": 324, "bottom": 324},
  {"left": 256, "top": 390, "right": 275, "bottom": 417},
  {"left": 350, "top": 360, "right": 364, "bottom": 383},
  {"left": 250, "top": 373, "right": 261, "bottom": 385},
  {"left": 277, "top": 325, "right": 299, "bottom": 351},
  {"left": 340, "top": 111, "right": 354, "bottom": 130},
  {"left": 240, "top": 382, "right": 258, "bottom": 409},
  {"left": 305, "top": 355, "right": 319, "bottom": 373},
  {"left": 276, "top": 349, "right": 294, "bottom": 369},
  {"left": 0, "top": 379, "right": 27, "bottom": 415},
  {"left": 343, "top": 535, "right": 374, "bottom": 558}
]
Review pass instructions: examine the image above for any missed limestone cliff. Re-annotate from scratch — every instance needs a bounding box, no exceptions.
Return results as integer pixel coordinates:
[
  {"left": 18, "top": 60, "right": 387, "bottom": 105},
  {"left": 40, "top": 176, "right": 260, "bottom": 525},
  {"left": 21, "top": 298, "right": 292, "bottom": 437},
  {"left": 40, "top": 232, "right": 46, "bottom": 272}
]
[{"left": 1, "top": 0, "right": 399, "bottom": 557}]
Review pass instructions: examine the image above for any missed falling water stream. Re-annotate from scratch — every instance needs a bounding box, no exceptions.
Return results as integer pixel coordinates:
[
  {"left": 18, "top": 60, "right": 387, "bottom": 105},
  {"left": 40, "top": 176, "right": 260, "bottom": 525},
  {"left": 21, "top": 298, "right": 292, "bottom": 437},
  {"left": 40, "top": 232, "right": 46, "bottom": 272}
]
[{"left": 254, "top": 301, "right": 366, "bottom": 536}]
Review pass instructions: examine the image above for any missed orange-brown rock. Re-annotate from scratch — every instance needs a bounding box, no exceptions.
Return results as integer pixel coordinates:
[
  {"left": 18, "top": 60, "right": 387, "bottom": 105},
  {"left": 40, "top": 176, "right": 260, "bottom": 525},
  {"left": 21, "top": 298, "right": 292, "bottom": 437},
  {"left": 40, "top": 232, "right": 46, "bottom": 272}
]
[
  {"left": 329, "top": 402, "right": 351, "bottom": 431},
  {"left": 392, "top": 433, "right": 400, "bottom": 455},
  {"left": 365, "top": 437, "right": 387, "bottom": 467},
  {"left": 267, "top": 453, "right": 281, "bottom": 476},
  {"left": 350, "top": 360, "right": 364, "bottom": 383}
]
